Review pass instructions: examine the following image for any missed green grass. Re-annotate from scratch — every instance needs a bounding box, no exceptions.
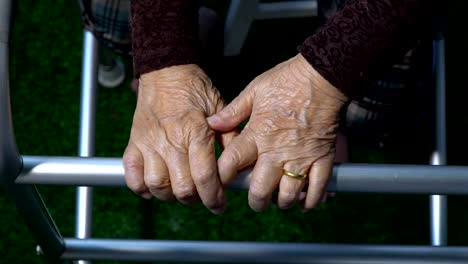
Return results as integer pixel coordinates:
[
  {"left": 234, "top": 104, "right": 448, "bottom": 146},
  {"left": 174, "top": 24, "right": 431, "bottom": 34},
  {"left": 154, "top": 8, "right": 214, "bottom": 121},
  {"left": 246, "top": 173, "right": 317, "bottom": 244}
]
[{"left": 2, "top": 0, "right": 468, "bottom": 264}]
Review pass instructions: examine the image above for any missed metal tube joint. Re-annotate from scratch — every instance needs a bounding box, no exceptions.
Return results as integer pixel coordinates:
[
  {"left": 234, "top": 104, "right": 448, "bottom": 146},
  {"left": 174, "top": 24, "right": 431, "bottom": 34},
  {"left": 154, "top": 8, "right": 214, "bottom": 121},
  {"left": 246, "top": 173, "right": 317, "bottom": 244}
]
[{"left": 0, "top": 0, "right": 13, "bottom": 44}]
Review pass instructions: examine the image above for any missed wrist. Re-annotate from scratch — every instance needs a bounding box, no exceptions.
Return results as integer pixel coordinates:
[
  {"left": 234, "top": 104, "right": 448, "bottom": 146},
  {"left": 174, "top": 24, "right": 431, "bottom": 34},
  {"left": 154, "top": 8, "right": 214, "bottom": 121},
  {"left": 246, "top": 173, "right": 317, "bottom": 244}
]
[
  {"left": 293, "top": 54, "right": 349, "bottom": 104},
  {"left": 138, "top": 64, "right": 211, "bottom": 98},
  {"left": 140, "top": 64, "right": 206, "bottom": 84}
]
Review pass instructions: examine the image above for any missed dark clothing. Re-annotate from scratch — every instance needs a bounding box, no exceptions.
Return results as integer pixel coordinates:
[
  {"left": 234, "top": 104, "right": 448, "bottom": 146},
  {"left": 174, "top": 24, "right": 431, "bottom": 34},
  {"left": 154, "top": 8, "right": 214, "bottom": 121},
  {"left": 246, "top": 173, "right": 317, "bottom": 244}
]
[
  {"left": 299, "top": 0, "right": 433, "bottom": 96},
  {"left": 130, "top": 0, "right": 433, "bottom": 97},
  {"left": 130, "top": 0, "right": 201, "bottom": 77}
]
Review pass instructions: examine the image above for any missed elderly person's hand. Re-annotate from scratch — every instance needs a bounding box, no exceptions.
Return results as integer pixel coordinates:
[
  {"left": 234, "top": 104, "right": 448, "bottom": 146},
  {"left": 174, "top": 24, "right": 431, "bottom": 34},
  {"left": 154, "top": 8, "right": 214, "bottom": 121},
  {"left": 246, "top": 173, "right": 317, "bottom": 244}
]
[
  {"left": 207, "top": 54, "right": 348, "bottom": 212},
  {"left": 123, "top": 64, "right": 234, "bottom": 214}
]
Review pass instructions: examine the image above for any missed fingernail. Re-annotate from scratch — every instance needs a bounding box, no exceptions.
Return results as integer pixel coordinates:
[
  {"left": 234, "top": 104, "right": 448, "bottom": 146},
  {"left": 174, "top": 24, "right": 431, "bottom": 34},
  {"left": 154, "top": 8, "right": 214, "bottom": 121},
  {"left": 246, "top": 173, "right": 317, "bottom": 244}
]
[
  {"left": 249, "top": 199, "right": 269, "bottom": 212},
  {"left": 299, "top": 192, "right": 306, "bottom": 201},
  {"left": 179, "top": 195, "right": 200, "bottom": 205},
  {"left": 141, "top": 192, "right": 153, "bottom": 200},
  {"left": 210, "top": 203, "right": 225, "bottom": 214},
  {"left": 206, "top": 115, "right": 220, "bottom": 125},
  {"left": 301, "top": 205, "right": 313, "bottom": 213},
  {"left": 211, "top": 189, "right": 226, "bottom": 214}
]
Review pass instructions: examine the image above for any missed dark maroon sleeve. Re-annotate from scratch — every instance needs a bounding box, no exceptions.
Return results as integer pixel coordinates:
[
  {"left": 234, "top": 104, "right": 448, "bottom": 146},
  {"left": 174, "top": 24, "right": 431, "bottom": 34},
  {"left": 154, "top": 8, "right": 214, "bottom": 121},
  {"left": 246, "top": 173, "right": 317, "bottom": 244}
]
[
  {"left": 299, "top": 0, "right": 434, "bottom": 97},
  {"left": 131, "top": 0, "right": 201, "bottom": 77}
]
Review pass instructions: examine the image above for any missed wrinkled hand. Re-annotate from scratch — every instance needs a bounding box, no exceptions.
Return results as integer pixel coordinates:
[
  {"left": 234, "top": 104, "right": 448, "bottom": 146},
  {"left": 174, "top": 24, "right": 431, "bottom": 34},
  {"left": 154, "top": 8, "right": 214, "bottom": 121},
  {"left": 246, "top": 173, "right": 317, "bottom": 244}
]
[
  {"left": 123, "top": 64, "right": 234, "bottom": 214},
  {"left": 208, "top": 54, "right": 348, "bottom": 212}
]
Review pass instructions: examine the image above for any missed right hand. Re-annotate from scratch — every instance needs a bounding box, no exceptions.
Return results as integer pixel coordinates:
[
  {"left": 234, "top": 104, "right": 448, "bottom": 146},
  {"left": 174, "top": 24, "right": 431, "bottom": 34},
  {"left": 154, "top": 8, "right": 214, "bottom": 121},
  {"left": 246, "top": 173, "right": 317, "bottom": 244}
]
[
  {"left": 123, "top": 64, "right": 235, "bottom": 214},
  {"left": 207, "top": 54, "right": 347, "bottom": 212}
]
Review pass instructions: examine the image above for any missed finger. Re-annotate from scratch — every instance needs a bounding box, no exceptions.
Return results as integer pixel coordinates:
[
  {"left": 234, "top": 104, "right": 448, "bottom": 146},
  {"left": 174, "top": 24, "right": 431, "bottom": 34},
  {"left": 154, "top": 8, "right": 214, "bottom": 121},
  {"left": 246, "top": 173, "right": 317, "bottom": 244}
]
[
  {"left": 189, "top": 134, "right": 226, "bottom": 214},
  {"left": 143, "top": 150, "right": 175, "bottom": 201},
  {"left": 277, "top": 161, "right": 310, "bottom": 209},
  {"left": 321, "top": 193, "right": 329, "bottom": 204},
  {"left": 207, "top": 87, "right": 254, "bottom": 132},
  {"left": 299, "top": 192, "right": 307, "bottom": 201},
  {"left": 248, "top": 155, "right": 283, "bottom": 212},
  {"left": 123, "top": 144, "right": 152, "bottom": 199},
  {"left": 217, "top": 129, "right": 238, "bottom": 149},
  {"left": 218, "top": 130, "right": 258, "bottom": 186},
  {"left": 335, "top": 131, "right": 348, "bottom": 163},
  {"left": 165, "top": 150, "right": 199, "bottom": 205},
  {"left": 302, "top": 155, "right": 335, "bottom": 211},
  {"left": 213, "top": 98, "right": 240, "bottom": 149}
]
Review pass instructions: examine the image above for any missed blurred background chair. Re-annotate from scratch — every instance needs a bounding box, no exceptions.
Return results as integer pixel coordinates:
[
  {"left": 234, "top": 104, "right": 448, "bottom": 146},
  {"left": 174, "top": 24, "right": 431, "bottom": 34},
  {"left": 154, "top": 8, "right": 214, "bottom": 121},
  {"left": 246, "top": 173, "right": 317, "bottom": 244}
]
[{"left": 224, "top": 0, "right": 317, "bottom": 56}]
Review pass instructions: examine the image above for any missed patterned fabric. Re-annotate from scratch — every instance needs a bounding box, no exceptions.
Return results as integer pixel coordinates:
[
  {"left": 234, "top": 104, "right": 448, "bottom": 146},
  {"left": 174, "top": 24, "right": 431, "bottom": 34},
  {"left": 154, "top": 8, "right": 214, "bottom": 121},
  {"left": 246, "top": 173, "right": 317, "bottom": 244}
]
[
  {"left": 299, "top": 0, "right": 433, "bottom": 97},
  {"left": 78, "top": 0, "right": 132, "bottom": 54},
  {"left": 130, "top": 0, "right": 201, "bottom": 77},
  {"left": 315, "top": 0, "right": 435, "bottom": 145},
  {"left": 80, "top": 0, "right": 434, "bottom": 97}
]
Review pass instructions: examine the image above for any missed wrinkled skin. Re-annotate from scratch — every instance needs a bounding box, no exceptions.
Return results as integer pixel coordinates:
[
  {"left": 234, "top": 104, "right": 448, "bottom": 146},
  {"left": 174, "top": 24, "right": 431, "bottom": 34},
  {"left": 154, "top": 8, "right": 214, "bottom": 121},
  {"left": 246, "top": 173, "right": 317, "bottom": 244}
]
[
  {"left": 123, "top": 64, "right": 235, "bottom": 214},
  {"left": 208, "top": 54, "right": 348, "bottom": 212}
]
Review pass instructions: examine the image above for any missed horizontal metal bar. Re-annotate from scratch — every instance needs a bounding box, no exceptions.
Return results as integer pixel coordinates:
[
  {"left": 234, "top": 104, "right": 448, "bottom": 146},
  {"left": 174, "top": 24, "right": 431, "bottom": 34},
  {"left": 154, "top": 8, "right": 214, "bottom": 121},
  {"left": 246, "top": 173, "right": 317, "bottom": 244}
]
[
  {"left": 62, "top": 238, "right": 468, "bottom": 263},
  {"left": 255, "top": 1, "right": 318, "bottom": 20},
  {"left": 15, "top": 156, "right": 468, "bottom": 194},
  {"left": 18, "top": 156, "right": 125, "bottom": 186}
]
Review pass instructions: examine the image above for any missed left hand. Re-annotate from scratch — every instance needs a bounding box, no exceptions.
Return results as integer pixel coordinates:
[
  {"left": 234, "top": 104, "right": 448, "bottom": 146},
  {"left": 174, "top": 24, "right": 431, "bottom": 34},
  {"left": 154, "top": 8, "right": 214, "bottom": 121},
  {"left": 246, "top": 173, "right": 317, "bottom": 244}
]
[
  {"left": 123, "top": 64, "right": 235, "bottom": 214},
  {"left": 207, "top": 54, "right": 348, "bottom": 212}
]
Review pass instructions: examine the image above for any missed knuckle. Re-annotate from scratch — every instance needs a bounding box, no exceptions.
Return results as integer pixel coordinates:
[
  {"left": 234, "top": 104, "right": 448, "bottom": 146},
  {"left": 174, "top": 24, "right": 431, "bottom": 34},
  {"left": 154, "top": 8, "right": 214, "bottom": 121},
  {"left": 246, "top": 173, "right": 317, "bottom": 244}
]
[
  {"left": 218, "top": 153, "right": 234, "bottom": 170},
  {"left": 225, "top": 105, "right": 238, "bottom": 117},
  {"left": 125, "top": 177, "right": 146, "bottom": 195},
  {"left": 190, "top": 129, "right": 215, "bottom": 148},
  {"left": 226, "top": 148, "right": 241, "bottom": 166},
  {"left": 194, "top": 170, "right": 215, "bottom": 188},
  {"left": 123, "top": 155, "right": 141, "bottom": 172},
  {"left": 123, "top": 157, "right": 146, "bottom": 194},
  {"left": 219, "top": 147, "right": 244, "bottom": 171},
  {"left": 146, "top": 177, "right": 171, "bottom": 194}
]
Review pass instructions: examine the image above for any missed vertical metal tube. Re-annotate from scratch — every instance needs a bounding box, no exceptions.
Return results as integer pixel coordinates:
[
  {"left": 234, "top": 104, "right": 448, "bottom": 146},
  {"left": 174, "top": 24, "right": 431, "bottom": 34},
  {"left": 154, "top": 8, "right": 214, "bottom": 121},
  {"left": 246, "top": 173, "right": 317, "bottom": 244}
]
[
  {"left": 75, "top": 30, "right": 99, "bottom": 264},
  {"left": 435, "top": 39, "right": 447, "bottom": 164},
  {"left": 1, "top": 0, "right": 64, "bottom": 259},
  {"left": 0, "top": 0, "right": 21, "bottom": 184},
  {"left": 224, "top": 0, "right": 259, "bottom": 56},
  {"left": 430, "top": 38, "right": 447, "bottom": 246},
  {"left": 0, "top": 0, "right": 12, "bottom": 44},
  {"left": 430, "top": 152, "right": 447, "bottom": 246}
]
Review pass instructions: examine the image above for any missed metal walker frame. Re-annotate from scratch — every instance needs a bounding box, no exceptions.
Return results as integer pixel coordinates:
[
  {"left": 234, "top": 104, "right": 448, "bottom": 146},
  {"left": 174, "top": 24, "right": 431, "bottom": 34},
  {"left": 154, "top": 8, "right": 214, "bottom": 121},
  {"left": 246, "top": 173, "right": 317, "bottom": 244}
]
[{"left": 1, "top": 0, "right": 467, "bottom": 263}]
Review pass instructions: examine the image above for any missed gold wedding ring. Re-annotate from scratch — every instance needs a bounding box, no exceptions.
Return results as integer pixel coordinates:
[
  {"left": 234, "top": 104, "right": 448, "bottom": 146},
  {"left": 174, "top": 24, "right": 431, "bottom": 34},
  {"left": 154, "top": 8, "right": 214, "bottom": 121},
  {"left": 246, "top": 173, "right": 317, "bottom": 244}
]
[{"left": 283, "top": 169, "right": 308, "bottom": 180}]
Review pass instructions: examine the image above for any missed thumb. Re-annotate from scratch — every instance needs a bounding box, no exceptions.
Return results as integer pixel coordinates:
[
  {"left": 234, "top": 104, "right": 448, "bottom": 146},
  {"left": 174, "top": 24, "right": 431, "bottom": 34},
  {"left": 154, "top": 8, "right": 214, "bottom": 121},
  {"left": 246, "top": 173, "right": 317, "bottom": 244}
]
[{"left": 207, "top": 88, "right": 254, "bottom": 132}]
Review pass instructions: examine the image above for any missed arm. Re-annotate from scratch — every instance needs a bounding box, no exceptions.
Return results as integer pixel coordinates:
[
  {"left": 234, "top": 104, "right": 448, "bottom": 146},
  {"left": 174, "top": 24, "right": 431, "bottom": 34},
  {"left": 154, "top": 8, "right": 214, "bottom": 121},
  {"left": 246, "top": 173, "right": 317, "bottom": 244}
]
[
  {"left": 208, "top": 0, "right": 435, "bottom": 211},
  {"left": 131, "top": 0, "right": 201, "bottom": 76},
  {"left": 124, "top": 0, "right": 235, "bottom": 214},
  {"left": 299, "top": 0, "right": 434, "bottom": 96}
]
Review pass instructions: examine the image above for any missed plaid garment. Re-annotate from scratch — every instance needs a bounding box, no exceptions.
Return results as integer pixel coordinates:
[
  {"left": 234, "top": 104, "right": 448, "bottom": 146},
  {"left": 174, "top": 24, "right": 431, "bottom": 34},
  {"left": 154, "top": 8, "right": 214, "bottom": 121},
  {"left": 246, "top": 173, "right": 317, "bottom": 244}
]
[{"left": 78, "top": 0, "right": 132, "bottom": 54}]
